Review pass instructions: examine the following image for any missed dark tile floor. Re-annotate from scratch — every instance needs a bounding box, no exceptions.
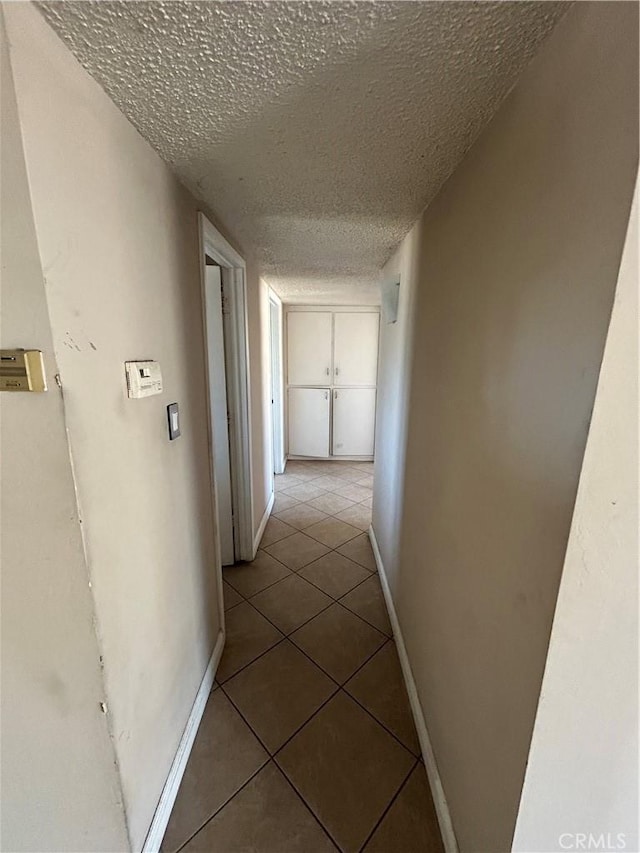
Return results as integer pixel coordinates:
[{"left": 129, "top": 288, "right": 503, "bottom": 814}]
[{"left": 162, "top": 460, "right": 444, "bottom": 853}]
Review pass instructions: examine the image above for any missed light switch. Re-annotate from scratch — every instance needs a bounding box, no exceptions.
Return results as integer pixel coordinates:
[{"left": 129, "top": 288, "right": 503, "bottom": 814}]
[
  {"left": 125, "top": 360, "right": 162, "bottom": 398},
  {"left": 167, "top": 402, "right": 180, "bottom": 440}
]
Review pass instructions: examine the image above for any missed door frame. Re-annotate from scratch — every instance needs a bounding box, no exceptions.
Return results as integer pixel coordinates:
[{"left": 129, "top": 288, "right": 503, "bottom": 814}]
[
  {"left": 198, "top": 212, "right": 255, "bottom": 563},
  {"left": 268, "top": 290, "right": 286, "bottom": 475}
]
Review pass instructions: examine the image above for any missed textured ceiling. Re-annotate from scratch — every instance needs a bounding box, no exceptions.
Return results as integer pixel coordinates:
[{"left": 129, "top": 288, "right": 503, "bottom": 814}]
[{"left": 38, "top": 1, "right": 567, "bottom": 304}]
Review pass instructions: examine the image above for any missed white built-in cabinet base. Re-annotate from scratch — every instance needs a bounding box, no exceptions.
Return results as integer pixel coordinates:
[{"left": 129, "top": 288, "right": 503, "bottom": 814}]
[
  {"left": 288, "top": 387, "right": 331, "bottom": 457},
  {"left": 332, "top": 388, "right": 376, "bottom": 456}
]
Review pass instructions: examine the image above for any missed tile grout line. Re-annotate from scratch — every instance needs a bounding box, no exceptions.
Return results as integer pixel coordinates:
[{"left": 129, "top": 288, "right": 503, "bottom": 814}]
[
  {"left": 236, "top": 595, "right": 417, "bottom": 758},
  {"left": 357, "top": 757, "right": 420, "bottom": 852},
  {"left": 174, "top": 461, "right": 378, "bottom": 851},
  {"left": 172, "top": 754, "right": 271, "bottom": 853},
  {"left": 275, "top": 762, "right": 343, "bottom": 852}
]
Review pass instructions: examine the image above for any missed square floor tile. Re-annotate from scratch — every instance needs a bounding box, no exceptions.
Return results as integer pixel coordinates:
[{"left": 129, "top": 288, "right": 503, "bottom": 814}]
[
  {"left": 363, "top": 764, "right": 443, "bottom": 852},
  {"left": 277, "top": 692, "right": 414, "bottom": 852},
  {"left": 332, "top": 467, "right": 368, "bottom": 482},
  {"left": 223, "top": 580, "right": 243, "bottom": 612},
  {"left": 273, "top": 493, "right": 300, "bottom": 514},
  {"left": 224, "top": 641, "right": 336, "bottom": 753},
  {"left": 355, "top": 474, "right": 375, "bottom": 488},
  {"left": 281, "top": 466, "right": 322, "bottom": 483},
  {"left": 182, "top": 762, "right": 335, "bottom": 853},
  {"left": 261, "top": 516, "right": 297, "bottom": 547},
  {"left": 265, "top": 532, "right": 330, "bottom": 570},
  {"left": 305, "top": 517, "right": 361, "bottom": 549},
  {"left": 250, "top": 573, "right": 333, "bottom": 635},
  {"left": 162, "top": 690, "right": 268, "bottom": 852},
  {"left": 310, "top": 475, "right": 348, "bottom": 492},
  {"left": 345, "top": 642, "right": 420, "bottom": 755},
  {"left": 282, "top": 483, "right": 328, "bottom": 502},
  {"left": 332, "top": 483, "right": 373, "bottom": 503},
  {"left": 274, "top": 503, "right": 329, "bottom": 530},
  {"left": 290, "top": 604, "right": 386, "bottom": 684},
  {"left": 335, "top": 503, "right": 372, "bottom": 531},
  {"left": 348, "top": 462, "right": 374, "bottom": 473},
  {"left": 275, "top": 473, "right": 304, "bottom": 492},
  {"left": 307, "top": 492, "right": 357, "bottom": 516},
  {"left": 336, "top": 533, "right": 377, "bottom": 571},
  {"left": 223, "top": 551, "right": 291, "bottom": 598},
  {"left": 299, "top": 552, "right": 370, "bottom": 599},
  {"left": 216, "top": 602, "right": 283, "bottom": 682},
  {"left": 339, "top": 576, "right": 391, "bottom": 635},
  {"left": 308, "top": 461, "right": 346, "bottom": 474}
]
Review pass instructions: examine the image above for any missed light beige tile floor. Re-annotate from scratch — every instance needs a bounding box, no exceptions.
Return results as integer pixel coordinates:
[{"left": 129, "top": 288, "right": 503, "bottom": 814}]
[{"left": 162, "top": 461, "right": 444, "bottom": 853}]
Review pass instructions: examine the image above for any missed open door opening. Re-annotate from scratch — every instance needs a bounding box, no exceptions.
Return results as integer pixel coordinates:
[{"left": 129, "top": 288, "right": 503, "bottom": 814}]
[
  {"left": 269, "top": 292, "right": 285, "bottom": 476},
  {"left": 204, "top": 260, "right": 235, "bottom": 565},
  {"left": 199, "top": 214, "right": 254, "bottom": 567}
]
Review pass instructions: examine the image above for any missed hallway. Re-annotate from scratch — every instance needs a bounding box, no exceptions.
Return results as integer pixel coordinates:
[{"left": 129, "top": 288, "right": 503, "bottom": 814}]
[
  {"left": 4, "top": 3, "right": 638, "bottom": 850},
  {"left": 162, "top": 461, "right": 443, "bottom": 853}
]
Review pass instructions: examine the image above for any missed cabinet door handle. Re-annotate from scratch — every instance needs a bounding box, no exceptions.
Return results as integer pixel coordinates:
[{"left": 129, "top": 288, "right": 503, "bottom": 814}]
[
  {"left": 324, "top": 391, "right": 328, "bottom": 400},
  {"left": 335, "top": 367, "right": 340, "bottom": 376},
  {"left": 334, "top": 390, "right": 338, "bottom": 399},
  {"left": 326, "top": 367, "right": 330, "bottom": 375}
]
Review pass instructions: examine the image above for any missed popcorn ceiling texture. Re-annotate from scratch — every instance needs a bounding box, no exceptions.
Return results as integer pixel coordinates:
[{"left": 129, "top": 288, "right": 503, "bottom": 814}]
[{"left": 38, "top": 1, "right": 567, "bottom": 303}]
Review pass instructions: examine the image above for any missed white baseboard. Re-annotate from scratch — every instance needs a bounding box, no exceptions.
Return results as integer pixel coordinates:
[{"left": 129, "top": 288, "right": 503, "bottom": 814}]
[
  {"left": 142, "top": 630, "right": 225, "bottom": 853},
  {"left": 252, "top": 490, "right": 275, "bottom": 557},
  {"left": 368, "top": 526, "right": 459, "bottom": 853}
]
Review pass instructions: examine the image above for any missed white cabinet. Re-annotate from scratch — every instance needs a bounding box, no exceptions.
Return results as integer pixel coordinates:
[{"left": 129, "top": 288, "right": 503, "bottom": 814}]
[
  {"left": 286, "top": 309, "right": 379, "bottom": 459},
  {"left": 333, "top": 313, "right": 379, "bottom": 386},
  {"left": 332, "top": 388, "right": 377, "bottom": 456},
  {"left": 288, "top": 387, "right": 331, "bottom": 458},
  {"left": 287, "top": 312, "right": 332, "bottom": 386}
]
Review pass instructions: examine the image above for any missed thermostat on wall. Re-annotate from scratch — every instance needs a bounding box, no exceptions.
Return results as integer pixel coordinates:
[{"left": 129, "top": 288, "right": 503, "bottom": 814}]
[{"left": 125, "top": 360, "right": 162, "bottom": 398}]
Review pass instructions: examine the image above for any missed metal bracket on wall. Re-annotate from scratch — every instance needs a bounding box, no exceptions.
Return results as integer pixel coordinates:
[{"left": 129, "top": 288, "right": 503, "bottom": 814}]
[{"left": 0, "top": 350, "right": 47, "bottom": 392}]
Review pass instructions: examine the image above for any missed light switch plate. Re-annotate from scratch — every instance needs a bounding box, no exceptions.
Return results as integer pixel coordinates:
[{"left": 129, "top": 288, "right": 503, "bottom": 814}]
[
  {"left": 167, "top": 402, "right": 180, "bottom": 440},
  {"left": 125, "top": 360, "right": 162, "bottom": 398}
]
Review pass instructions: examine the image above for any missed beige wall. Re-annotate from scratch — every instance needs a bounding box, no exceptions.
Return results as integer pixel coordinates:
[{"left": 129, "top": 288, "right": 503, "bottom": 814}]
[
  {"left": 0, "top": 3, "right": 279, "bottom": 847},
  {"left": 0, "top": 13, "right": 129, "bottom": 851},
  {"left": 513, "top": 178, "right": 638, "bottom": 853},
  {"left": 247, "top": 263, "right": 274, "bottom": 540},
  {"left": 259, "top": 278, "right": 275, "bottom": 514},
  {"left": 372, "top": 4, "right": 638, "bottom": 850}
]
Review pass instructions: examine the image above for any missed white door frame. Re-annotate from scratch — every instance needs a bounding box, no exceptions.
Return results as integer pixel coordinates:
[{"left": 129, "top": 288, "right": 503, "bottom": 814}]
[
  {"left": 268, "top": 290, "right": 286, "bottom": 475},
  {"left": 198, "top": 213, "right": 255, "bottom": 562}
]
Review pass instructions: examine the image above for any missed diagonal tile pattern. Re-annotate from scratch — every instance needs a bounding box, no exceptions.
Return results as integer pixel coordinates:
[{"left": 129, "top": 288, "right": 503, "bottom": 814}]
[{"left": 162, "top": 460, "right": 444, "bottom": 853}]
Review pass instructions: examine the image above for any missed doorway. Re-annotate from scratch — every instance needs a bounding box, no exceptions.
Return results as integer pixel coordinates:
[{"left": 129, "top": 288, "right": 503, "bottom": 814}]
[
  {"left": 199, "top": 213, "right": 254, "bottom": 566},
  {"left": 269, "top": 292, "right": 285, "bottom": 476}
]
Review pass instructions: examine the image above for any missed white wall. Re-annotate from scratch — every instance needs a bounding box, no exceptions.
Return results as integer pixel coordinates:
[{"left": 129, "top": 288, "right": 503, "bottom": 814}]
[
  {"left": 372, "top": 225, "right": 419, "bottom": 583},
  {"left": 0, "top": 13, "right": 129, "bottom": 850},
  {"left": 372, "top": 4, "right": 638, "bottom": 850},
  {"left": 1, "top": 3, "right": 256, "bottom": 847},
  {"left": 259, "top": 278, "right": 275, "bottom": 516},
  {"left": 247, "top": 264, "right": 273, "bottom": 542},
  {"left": 513, "top": 180, "right": 638, "bottom": 853}
]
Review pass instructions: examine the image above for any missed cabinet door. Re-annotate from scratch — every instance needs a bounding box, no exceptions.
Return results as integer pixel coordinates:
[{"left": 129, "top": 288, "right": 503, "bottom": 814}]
[
  {"left": 287, "top": 312, "right": 332, "bottom": 385},
  {"left": 332, "top": 388, "right": 376, "bottom": 456},
  {"left": 288, "top": 388, "right": 330, "bottom": 458},
  {"left": 333, "top": 313, "right": 379, "bottom": 386}
]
